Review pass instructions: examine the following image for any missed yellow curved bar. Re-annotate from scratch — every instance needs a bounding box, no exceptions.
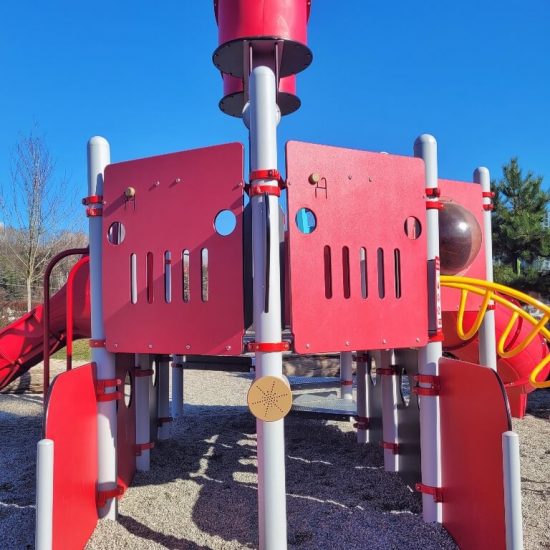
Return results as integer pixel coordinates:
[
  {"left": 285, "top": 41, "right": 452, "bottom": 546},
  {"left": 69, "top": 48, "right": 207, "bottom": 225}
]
[
  {"left": 443, "top": 281, "right": 550, "bottom": 342},
  {"left": 455, "top": 286, "right": 494, "bottom": 341},
  {"left": 441, "top": 275, "right": 550, "bottom": 389},
  {"left": 497, "top": 314, "right": 549, "bottom": 359},
  {"left": 529, "top": 354, "right": 550, "bottom": 389}
]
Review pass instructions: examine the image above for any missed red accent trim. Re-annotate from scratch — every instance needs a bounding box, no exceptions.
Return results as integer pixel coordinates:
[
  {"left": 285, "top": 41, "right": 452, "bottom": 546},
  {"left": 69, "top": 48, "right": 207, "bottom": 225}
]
[
  {"left": 134, "top": 368, "right": 155, "bottom": 378},
  {"left": 413, "top": 374, "right": 440, "bottom": 396},
  {"left": 249, "top": 169, "right": 283, "bottom": 183},
  {"left": 425, "top": 187, "right": 441, "bottom": 197},
  {"left": 426, "top": 201, "right": 444, "bottom": 210},
  {"left": 97, "top": 484, "right": 125, "bottom": 508},
  {"left": 487, "top": 304, "right": 496, "bottom": 311},
  {"left": 341, "top": 380, "right": 353, "bottom": 386},
  {"left": 415, "top": 483, "right": 443, "bottom": 502},
  {"left": 82, "top": 195, "right": 104, "bottom": 205},
  {"left": 157, "top": 416, "right": 173, "bottom": 426},
  {"left": 249, "top": 185, "right": 281, "bottom": 198},
  {"left": 89, "top": 339, "right": 106, "bottom": 348},
  {"left": 377, "top": 366, "right": 400, "bottom": 376},
  {"left": 86, "top": 207, "right": 103, "bottom": 217},
  {"left": 483, "top": 204, "right": 494, "bottom": 211},
  {"left": 135, "top": 442, "right": 155, "bottom": 456},
  {"left": 429, "top": 330, "right": 445, "bottom": 342},
  {"left": 354, "top": 416, "right": 370, "bottom": 429},
  {"left": 96, "top": 377, "right": 123, "bottom": 402},
  {"left": 504, "top": 378, "right": 529, "bottom": 389},
  {"left": 246, "top": 341, "right": 291, "bottom": 352},
  {"left": 482, "top": 191, "right": 495, "bottom": 198},
  {"left": 380, "top": 441, "right": 400, "bottom": 454}
]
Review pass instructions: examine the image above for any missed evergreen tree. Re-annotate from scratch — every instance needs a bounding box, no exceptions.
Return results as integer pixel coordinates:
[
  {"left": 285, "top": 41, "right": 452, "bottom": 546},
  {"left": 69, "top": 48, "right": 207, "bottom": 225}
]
[{"left": 492, "top": 158, "right": 550, "bottom": 276}]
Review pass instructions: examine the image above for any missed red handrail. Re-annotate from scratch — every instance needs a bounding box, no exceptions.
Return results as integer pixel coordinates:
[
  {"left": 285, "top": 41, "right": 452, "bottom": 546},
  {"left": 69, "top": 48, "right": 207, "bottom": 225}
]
[
  {"left": 65, "top": 256, "right": 90, "bottom": 371},
  {"left": 43, "top": 247, "right": 88, "bottom": 403}
]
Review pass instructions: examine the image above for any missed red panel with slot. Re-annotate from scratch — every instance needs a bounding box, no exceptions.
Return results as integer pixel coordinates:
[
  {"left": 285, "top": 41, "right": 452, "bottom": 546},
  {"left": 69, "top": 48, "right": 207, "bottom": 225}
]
[
  {"left": 286, "top": 141, "right": 429, "bottom": 353},
  {"left": 102, "top": 143, "right": 245, "bottom": 355}
]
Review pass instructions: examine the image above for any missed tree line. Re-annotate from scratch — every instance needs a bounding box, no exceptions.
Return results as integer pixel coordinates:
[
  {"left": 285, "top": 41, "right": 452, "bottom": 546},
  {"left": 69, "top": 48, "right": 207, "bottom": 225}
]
[
  {"left": 492, "top": 159, "right": 550, "bottom": 295},
  {"left": 0, "top": 130, "right": 85, "bottom": 326}
]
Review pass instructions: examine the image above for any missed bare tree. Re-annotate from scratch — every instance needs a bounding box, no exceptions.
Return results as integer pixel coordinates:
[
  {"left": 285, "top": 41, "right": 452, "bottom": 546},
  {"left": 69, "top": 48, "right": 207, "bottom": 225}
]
[{"left": 0, "top": 129, "right": 79, "bottom": 311}]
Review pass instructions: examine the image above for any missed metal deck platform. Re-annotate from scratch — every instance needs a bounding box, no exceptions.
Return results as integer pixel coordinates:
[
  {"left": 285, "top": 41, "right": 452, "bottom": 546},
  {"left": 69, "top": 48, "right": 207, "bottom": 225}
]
[{"left": 290, "top": 392, "right": 357, "bottom": 420}]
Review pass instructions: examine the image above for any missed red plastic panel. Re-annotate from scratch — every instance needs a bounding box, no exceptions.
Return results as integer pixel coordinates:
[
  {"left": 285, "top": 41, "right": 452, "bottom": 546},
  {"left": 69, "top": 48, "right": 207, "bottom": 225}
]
[
  {"left": 286, "top": 141, "right": 429, "bottom": 353},
  {"left": 45, "top": 363, "right": 98, "bottom": 550},
  {"left": 103, "top": 143, "right": 245, "bottom": 355},
  {"left": 439, "top": 179, "right": 486, "bottom": 312},
  {"left": 439, "top": 357, "right": 510, "bottom": 550},
  {"left": 116, "top": 354, "right": 136, "bottom": 490}
]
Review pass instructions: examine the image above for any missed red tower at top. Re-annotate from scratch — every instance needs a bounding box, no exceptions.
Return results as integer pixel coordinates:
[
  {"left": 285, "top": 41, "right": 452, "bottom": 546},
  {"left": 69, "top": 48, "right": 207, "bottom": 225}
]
[{"left": 213, "top": 0, "right": 312, "bottom": 117}]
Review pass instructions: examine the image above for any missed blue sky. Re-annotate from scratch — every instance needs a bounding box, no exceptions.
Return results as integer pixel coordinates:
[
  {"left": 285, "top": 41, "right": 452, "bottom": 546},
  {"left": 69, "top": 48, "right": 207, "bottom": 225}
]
[{"left": 1, "top": 0, "right": 549, "bottom": 230}]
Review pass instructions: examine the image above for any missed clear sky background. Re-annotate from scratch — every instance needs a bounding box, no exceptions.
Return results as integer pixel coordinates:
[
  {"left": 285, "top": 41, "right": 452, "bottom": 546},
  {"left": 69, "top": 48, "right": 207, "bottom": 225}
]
[{"left": 1, "top": 0, "right": 549, "bottom": 229}]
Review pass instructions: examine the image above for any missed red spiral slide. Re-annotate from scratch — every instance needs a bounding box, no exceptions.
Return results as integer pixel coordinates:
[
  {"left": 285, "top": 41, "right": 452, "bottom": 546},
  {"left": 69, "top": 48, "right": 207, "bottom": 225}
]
[
  {"left": 443, "top": 303, "right": 550, "bottom": 418},
  {"left": 0, "top": 262, "right": 91, "bottom": 391}
]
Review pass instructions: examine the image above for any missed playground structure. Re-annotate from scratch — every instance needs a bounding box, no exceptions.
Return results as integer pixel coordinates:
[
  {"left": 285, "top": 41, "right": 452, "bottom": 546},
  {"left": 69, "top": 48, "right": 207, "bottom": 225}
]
[{"left": 0, "top": 1, "right": 549, "bottom": 549}]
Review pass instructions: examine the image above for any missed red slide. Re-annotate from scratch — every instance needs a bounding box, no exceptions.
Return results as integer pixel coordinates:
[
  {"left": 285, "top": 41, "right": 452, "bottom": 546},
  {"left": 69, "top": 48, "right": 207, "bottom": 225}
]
[
  {"left": 443, "top": 303, "right": 550, "bottom": 418},
  {"left": 0, "top": 261, "right": 91, "bottom": 391}
]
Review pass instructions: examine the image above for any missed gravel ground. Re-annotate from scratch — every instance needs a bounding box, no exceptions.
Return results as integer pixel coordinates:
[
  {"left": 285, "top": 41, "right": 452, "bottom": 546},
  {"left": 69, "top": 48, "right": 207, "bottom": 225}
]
[{"left": 0, "top": 369, "right": 548, "bottom": 549}]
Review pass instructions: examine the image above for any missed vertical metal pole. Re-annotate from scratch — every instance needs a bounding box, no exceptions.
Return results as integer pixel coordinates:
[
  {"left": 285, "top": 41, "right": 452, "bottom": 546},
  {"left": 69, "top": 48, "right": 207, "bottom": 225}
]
[
  {"left": 135, "top": 353, "right": 152, "bottom": 471},
  {"left": 171, "top": 354, "right": 185, "bottom": 418},
  {"left": 380, "top": 350, "right": 399, "bottom": 472},
  {"left": 475, "top": 167, "right": 498, "bottom": 371},
  {"left": 157, "top": 356, "right": 170, "bottom": 440},
  {"left": 340, "top": 351, "right": 354, "bottom": 400},
  {"left": 356, "top": 353, "right": 368, "bottom": 444},
  {"left": 248, "top": 65, "right": 287, "bottom": 550},
  {"left": 87, "top": 136, "right": 117, "bottom": 519},
  {"left": 35, "top": 439, "right": 54, "bottom": 550},
  {"left": 414, "top": 135, "right": 443, "bottom": 523},
  {"left": 502, "top": 431, "right": 524, "bottom": 550}
]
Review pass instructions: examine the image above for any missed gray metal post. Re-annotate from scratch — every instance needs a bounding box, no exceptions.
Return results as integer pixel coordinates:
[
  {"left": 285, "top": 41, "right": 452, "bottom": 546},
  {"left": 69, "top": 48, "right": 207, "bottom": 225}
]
[
  {"left": 475, "top": 167, "right": 498, "bottom": 371},
  {"left": 356, "top": 354, "right": 368, "bottom": 444},
  {"left": 414, "top": 135, "right": 443, "bottom": 523},
  {"left": 87, "top": 136, "right": 118, "bottom": 519},
  {"left": 502, "top": 431, "right": 524, "bottom": 550},
  {"left": 380, "top": 350, "right": 399, "bottom": 472},
  {"left": 171, "top": 354, "right": 185, "bottom": 418},
  {"left": 248, "top": 65, "right": 287, "bottom": 550},
  {"left": 135, "top": 353, "right": 152, "bottom": 471},
  {"left": 158, "top": 357, "right": 170, "bottom": 440},
  {"left": 340, "top": 351, "right": 354, "bottom": 400},
  {"left": 35, "top": 439, "right": 54, "bottom": 550}
]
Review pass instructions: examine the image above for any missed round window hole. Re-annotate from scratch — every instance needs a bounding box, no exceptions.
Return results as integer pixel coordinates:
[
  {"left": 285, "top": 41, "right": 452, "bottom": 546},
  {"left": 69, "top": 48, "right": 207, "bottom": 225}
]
[
  {"left": 124, "top": 371, "right": 132, "bottom": 408},
  {"left": 404, "top": 216, "right": 422, "bottom": 240},
  {"left": 107, "top": 222, "right": 126, "bottom": 245},
  {"left": 214, "top": 210, "right": 237, "bottom": 236},
  {"left": 295, "top": 208, "right": 317, "bottom": 234}
]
